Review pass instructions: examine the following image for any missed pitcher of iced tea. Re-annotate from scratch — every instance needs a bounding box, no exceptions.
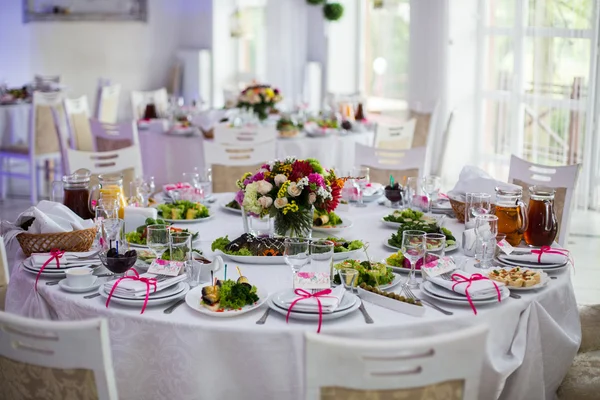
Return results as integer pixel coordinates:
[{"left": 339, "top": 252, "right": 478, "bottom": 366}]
[
  {"left": 52, "top": 169, "right": 94, "bottom": 220},
  {"left": 494, "top": 187, "right": 528, "bottom": 246},
  {"left": 524, "top": 186, "right": 558, "bottom": 247},
  {"left": 89, "top": 174, "right": 127, "bottom": 219}
]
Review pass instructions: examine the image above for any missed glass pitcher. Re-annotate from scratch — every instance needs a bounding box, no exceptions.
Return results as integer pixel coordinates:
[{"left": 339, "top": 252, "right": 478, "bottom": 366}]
[
  {"left": 52, "top": 169, "right": 94, "bottom": 220},
  {"left": 90, "top": 174, "right": 127, "bottom": 219},
  {"left": 524, "top": 186, "right": 558, "bottom": 247},
  {"left": 494, "top": 186, "right": 528, "bottom": 246}
]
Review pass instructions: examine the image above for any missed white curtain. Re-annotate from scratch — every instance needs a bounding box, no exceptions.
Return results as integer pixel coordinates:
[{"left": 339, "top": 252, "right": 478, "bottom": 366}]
[{"left": 265, "top": 0, "right": 308, "bottom": 110}]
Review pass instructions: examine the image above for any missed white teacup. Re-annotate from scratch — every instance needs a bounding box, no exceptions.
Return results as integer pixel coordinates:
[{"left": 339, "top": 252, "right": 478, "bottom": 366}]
[{"left": 65, "top": 267, "right": 96, "bottom": 288}]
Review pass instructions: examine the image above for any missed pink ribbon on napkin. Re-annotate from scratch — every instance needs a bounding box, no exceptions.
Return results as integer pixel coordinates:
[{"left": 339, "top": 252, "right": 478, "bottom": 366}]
[
  {"left": 286, "top": 288, "right": 334, "bottom": 333},
  {"left": 531, "top": 246, "right": 573, "bottom": 267},
  {"left": 165, "top": 182, "right": 191, "bottom": 192},
  {"left": 105, "top": 269, "right": 157, "bottom": 314},
  {"left": 35, "top": 249, "right": 65, "bottom": 291},
  {"left": 451, "top": 273, "right": 502, "bottom": 315}
]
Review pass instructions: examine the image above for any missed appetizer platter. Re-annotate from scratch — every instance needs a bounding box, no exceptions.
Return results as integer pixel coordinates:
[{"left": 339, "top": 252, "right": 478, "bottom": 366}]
[
  {"left": 312, "top": 210, "right": 353, "bottom": 233},
  {"left": 156, "top": 200, "right": 213, "bottom": 223},
  {"left": 125, "top": 218, "right": 200, "bottom": 248},
  {"left": 385, "top": 252, "right": 421, "bottom": 275},
  {"left": 357, "top": 283, "right": 425, "bottom": 317},
  {"left": 221, "top": 199, "right": 242, "bottom": 214},
  {"left": 381, "top": 208, "right": 441, "bottom": 229},
  {"left": 332, "top": 260, "right": 401, "bottom": 289},
  {"left": 385, "top": 209, "right": 457, "bottom": 251},
  {"left": 487, "top": 267, "right": 549, "bottom": 291}
]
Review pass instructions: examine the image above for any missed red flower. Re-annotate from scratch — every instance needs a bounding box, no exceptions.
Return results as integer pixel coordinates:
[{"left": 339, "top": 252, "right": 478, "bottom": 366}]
[
  {"left": 289, "top": 160, "right": 314, "bottom": 182},
  {"left": 325, "top": 178, "right": 343, "bottom": 212}
]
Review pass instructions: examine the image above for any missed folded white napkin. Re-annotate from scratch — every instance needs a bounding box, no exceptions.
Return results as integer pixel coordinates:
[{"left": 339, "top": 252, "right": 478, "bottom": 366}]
[
  {"left": 429, "top": 271, "right": 504, "bottom": 297},
  {"left": 363, "top": 183, "right": 383, "bottom": 197},
  {"left": 284, "top": 285, "right": 346, "bottom": 313},
  {"left": 10, "top": 201, "right": 95, "bottom": 234},
  {"left": 191, "top": 109, "right": 227, "bottom": 132},
  {"left": 31, "top": 250, "right": 99, "bottom": 268},
  {"left": 104, "top": 273, "right": 187, "bottom": 298},
  {"left": 448, "top": 166, "right": 520, "bottom": 203},
  {"left": 502, "top": 251, "right": 567, "bottom": 265}
]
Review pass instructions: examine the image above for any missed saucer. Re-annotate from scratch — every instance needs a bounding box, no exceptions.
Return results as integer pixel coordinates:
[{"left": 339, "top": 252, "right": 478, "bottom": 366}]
[{"left": 58, "top": 277, "right": 101, "bottom": 293}]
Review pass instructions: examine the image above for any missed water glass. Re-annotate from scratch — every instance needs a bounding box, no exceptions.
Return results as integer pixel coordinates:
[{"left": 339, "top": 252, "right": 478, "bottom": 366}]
[
  {"left": 351, "top": 167, "right": 370, "bottom": 208},
  {"left": 100, "top": 218, "right": 124, "bottom": 251},
  {"left": 195, "top": 167, "right": 213, "bottom": 200},
  {"left": 182, "top": 172, "right": 204, "bottom": 201},
  {"left": 169, "top": 232, "right": 192, "bottom": 262},
  {"left": 425, "top": 233, "right": 446, "bottom": 258},
  {"left": 475, "top": 215, "right": 499, "bottom": 269},
  {"left": 146, "top": 225, "right": 170, "bottom": 259},
  {"left": 309, "top": 240, "right": 334, "bottom": 275},
  {"left": 133, "top": 175, "right": 155, "bottom": 207},
  {"left": 465, "top": 192, "right": 492, "bottom": 229},
  {"left": 284, "top": 238, "right": 310, "bottom": 278},
  {"left": 338, "top": 268, "right": 358, "bottom": 291},
  {"left": 405, "top": 177, "right": 419, "bottom": 209},
  {"left": 421, "top": 175, "right": 442, "bottom": 215},
  {"left": 401, "top": 230, "right": 426, "bottom": 288}
]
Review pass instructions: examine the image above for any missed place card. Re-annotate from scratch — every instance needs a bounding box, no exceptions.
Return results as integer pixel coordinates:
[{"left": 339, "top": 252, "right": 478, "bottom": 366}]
[
  {"left": 148, "top": 259, "right": 184, "bottom": 276},
  {"left": 422, "top": 256, "right": 456, "bottom": 277},
  {"left": 496, "top": 239, "right": 514, "bottom": 255},
  {"left": 294, "top": 272, "right": 330, "bottom": 290}
]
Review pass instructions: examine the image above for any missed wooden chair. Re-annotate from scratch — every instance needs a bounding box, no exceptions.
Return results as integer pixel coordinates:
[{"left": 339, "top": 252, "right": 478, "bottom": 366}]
[
  {"left": 213, "top": 123, "right": 277, "bottom": 145},
  {"left": 89, "top": 119, "right": 139, "bottom": 152},
  {"left": 130, "top": 88, "right": 169, "bottom": 120},
  {"left": 354, "top": 142, "right": 427, "bottom": 184},
  {"left": 305, "top": 324, "right": 488, "bottom": 400},
  {"left": 96, "top": 84, "right": 121, "bottom": 124},
  {"left": 203, "top": 140, "right": 276, "bottom": 193},
  {"left": 374, "top": 118, "right": 417, "bottom": 150},
  {"left": 0, "top": 91, "right": 68, "bottom": 204},
  {"left": 0, "top": 236, "right": 8, "bottom": 311},
  {"left": 64, "top": 95, "right": 94, "bottom": 151},
  {"left": 0, "top": 312, "right": 118, "bottom": 400},
  {"left": 508, "top": 155, "right": 580, "bottom": 246}
]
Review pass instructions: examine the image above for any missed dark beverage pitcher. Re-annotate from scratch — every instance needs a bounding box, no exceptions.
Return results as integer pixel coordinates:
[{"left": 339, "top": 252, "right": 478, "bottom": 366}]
[
  {"left": 52, "top": 169, "right": 94, "bottom": 220},
  {"left": 524, "top": 186, "right": 558, "bottom": 247}
]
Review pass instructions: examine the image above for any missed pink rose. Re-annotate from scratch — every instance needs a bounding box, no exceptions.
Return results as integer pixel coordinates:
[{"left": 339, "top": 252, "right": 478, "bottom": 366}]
[
  {"left": 274, "top": 198, "right": 288, "bottom": 209},
  {"left": 308, "top": 192, "right": 317, "bottom": 204},
  {"left": 287, "top": 182, "right": 302, "bottom": 197},
  {"left": 256, "top": 180, "right": 273, "bottom": 195},
  {"left": 258, "top": 196, "right": 273, "bottom": 209},
  {"left": 274, "top": 174, "right": 287, "bottom": 187}
]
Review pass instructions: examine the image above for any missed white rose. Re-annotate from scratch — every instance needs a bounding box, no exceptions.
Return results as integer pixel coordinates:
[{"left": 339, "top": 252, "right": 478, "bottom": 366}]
[
  {"left": 258, "top": 196, "right": 273, "bottom": 209},
  {"left": 287, "top": 182, "right": 302, "bottom": 197},
  {"left": 274, "top": 174, "right": 287, "bottom": 187},
  {"left": 308, "top": 192, "right": 317, "bottom": 204},
  {"left": 256, "top": 180, "right": 273, "bottom": 195},
  {"left": 274, "top": 197, "right": 288, "bottom": 209}
]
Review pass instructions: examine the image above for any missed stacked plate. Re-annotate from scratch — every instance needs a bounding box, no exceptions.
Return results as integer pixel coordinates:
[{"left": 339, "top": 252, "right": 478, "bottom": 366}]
[
  {"left": 421, "top": 277, "right": 509, "bottom": 306},
  {"left": 496, "top": 252, "right": 569, "bottom": 273},
  {"left": 22, "top": 251, "right": 101, "bottom": 278},
  {"left": 98, "top": 274, "right": 190, "bottom": 307},
  {"left": 268, "top": 288, "right": 361, "bottom": 321}
]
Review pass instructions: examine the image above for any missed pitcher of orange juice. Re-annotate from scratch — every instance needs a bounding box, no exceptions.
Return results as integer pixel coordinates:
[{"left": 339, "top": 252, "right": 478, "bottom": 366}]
[
  {"left": 89, "top": 174, "right": 127, "bottom": 219},
  {"left": 494, "top": 187, "right": 528, "bottom": 246}
]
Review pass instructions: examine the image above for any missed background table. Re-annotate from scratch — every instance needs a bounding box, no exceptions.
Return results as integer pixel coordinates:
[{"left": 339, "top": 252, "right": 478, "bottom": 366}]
[
  {"left": 0, "top": 103, "right": 29, "bottom": 147},
  {"left": 5, "top": 193, "right": 581, "bottom": 400}
]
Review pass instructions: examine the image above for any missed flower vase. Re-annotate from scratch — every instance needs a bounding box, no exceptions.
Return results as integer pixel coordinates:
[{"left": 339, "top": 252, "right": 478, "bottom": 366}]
[
  {"left": 246, "top": 212, "right": 275, "bottom": 238},
  {"left": 274, "top": 206, "right": 313, "bottom": 238}
]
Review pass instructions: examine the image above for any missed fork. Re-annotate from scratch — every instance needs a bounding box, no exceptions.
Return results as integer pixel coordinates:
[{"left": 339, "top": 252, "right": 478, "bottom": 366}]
[{"left": 403, "top": 284, "right": 453, "bottom": 315}]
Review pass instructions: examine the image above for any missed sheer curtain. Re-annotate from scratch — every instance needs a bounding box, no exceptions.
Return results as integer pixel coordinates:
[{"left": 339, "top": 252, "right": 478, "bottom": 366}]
[{"left": 265, "top": 0, "right": 308, "bottom": 109}]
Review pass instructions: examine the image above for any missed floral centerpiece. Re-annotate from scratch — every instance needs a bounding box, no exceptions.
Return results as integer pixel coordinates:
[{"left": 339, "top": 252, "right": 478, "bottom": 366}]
[
  {"left": 236, "top": 157, "right": 343, "bottom": 237},
  {"left": 237, "top": 84, "right": 282, "bottom": 121}
]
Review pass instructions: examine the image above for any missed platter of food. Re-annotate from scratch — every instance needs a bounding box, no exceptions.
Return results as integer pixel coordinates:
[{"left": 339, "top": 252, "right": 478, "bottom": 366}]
[
  {"left": 381, "top": 209, "right": 442, "bottom": 229},
  {"left": 312, "top": 211, "right": 352, "bottom": 233},
  {"left": 125, "top": 218, "right": 200, "bottom": 248},
  {"left": 357, "top": 283, "right": 425, "bottom": 317},
  {"left": 332, "top": 260, "right": 400, "bottom": 290},
  {"left": 156, "top": 201, "right": 212, "bottom": 223},
  {"left": 221, "top": 199, "right": 242, "bottom": 214},
  {"left": 486, "top": 267, "right": 549, "bottom": 291},
  {"left": 384, "top": 209, "right": 457, "bottom": 251}
]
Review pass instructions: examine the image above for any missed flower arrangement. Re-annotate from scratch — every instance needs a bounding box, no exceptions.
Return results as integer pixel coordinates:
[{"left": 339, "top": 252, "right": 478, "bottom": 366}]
[
  {"left": 237, "top": 84, "right": 282, "bottom": 121},
  {"left": 236, "top": 157, "right": 344, "bottom": 237}
]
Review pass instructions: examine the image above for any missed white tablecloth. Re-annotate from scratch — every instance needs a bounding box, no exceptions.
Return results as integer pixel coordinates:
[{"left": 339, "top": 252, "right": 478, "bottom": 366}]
[
  {"left": 6, "top": 193, "right": 580, "bottom": 400},
  {"left": 139, "top": 130, "right": 374, "bottom": 187},
  {"left": 0, "top": 103, "right": 30, "bottom": 147}
]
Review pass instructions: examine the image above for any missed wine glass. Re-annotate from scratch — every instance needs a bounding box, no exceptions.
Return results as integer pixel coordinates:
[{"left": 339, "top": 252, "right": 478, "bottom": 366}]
[
  {"left": 475, "top": 215, "right": 499, "bottom": 270},
  {"left": 146, "top": 225, "right": 170, "bottom": 260},
  {"left": 193, "top": 167, "right": 213, "bottom": 200},
  {"left": 401, "top": 230, "right": 426, "bottom": 289},
  {"left": 421, "top": 175, "right": 442, "bottom": 215},
  {"left": 465, "top": 192, "right": 492, "bottom": 229},
  {"left": 351, "top": 167, "right": 370, "bottom": 208},
  {"left": 405, "top": 176, "right": 419, "bottom": 209},
  {"left": 284, "top": 238, "right": 310, "bottom": 282}
]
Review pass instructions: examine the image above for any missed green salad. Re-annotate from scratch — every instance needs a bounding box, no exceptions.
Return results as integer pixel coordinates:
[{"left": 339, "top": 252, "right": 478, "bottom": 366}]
[
  {"left": 313, "top": 210, "right": 343, "bottom": 227},
  {"left": 125, "top": 218, "right": 199, "bottom": 245},
  {"left": 225, "top": 199, "right": 241, "bottom": 210},
  {"left": 383, "top": 208, "right": 439, "bottom": 224},
  {"left": 211, "top": 236, "right": 253, "bottom": 256},
  {"left": 218, "top": 280, "right": 259, "bottom": 309},
  {"left": 324, "top": 237, "right": 364, "bottom": 253},
  {"left": 157, "top": 200, "right": 209, "bottom": 220},
  {"left": 333, "top": 260, "right": 395, "bottom": 286},
  {"left": 388, "top": 223, "right": 456, "bottom": 249}
]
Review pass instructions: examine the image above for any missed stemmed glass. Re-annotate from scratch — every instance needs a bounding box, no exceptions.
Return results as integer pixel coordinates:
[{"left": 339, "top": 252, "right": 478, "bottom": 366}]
[
  {"left": 475, "top": 215, "right": 499, "bottom": 270},
  {"left": 284, "top": 238, "right": 310, "bottom": 282},
  {"left": 401, "top": 230, "right": 426, "bottom": 289},
  {"left": 98, "top": 218, "right": 136, "bottom": 278},
  {"left": 421, "top": 175, "right": 442, "bottom": 215},
  {"left": 182, "top": 171, "right": 204, "bottom": 201},
  {"left": 465, "top": 192, "right": 492, "bottom": 229},
  {"left": 405, "top": 176, "right": 419, "bottom": 209},
  {"left": 351, "top": 167, "right": 370, "bottom": 208},
  {"left": 134, "top": 175, "right": 155, "bottom": 207},
  {"left": 146, "top": 225, "right": 170, "bottom": 260}
]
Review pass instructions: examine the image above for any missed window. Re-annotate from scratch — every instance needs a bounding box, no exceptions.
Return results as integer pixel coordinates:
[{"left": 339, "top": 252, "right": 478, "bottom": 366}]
[{"left": 232, "top": 0, "right": 266, "bottom": 86}]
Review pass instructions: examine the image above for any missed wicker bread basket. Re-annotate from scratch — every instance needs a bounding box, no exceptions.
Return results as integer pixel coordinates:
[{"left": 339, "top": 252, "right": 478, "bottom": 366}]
[
  {"left": 17, "top": 227, "right": 97, "bottom": 256},
  {"left": 449, "top": 197, "right": 496, "bottom": 223}
]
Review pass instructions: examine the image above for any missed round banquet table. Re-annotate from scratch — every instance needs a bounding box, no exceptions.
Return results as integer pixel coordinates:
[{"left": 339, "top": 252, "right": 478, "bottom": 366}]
[
  {"left": 6, "top": 193, "right": 580, "bottom": 400},
  {"left": 139, "top": 129, "right": 374, "bottom": 187},
  {"left": 0, "top": 103, "right": 30, "bottom": 147}
]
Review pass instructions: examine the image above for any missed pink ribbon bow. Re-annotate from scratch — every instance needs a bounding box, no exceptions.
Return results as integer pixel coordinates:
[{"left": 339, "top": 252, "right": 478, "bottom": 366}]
[
  {"left": 105, "top": 269, "right": 158, "bottom": 314},
  {"left": 286, "top": 288, "right": 334, "bottom": 333},
  {"left": 531, "top": 246, "right": 572, "bottom": 267},
  {"left": 451, "top": 273, "right": 502, "bottom": 315},
  {"left": 35, "top": 249, "right": 65, "bottom": 291},
  {"left": 165, "top": 182, "right": 191, "bottom": 191}
]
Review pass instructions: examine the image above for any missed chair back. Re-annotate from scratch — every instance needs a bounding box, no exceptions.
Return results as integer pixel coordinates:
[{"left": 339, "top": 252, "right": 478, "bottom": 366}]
[
  {"left": 130, "top": 88, "right": 169, "bottom": 120},
  {"left": 204, "top": 140, "right": 276, "bottom": 192},
  {"left": 97, "top": 84, "right": 121, "bottom": 124},
  {"left": 66, "top": 146, "right": 143, "bottom": 182},
  {"left": 355, "top": 142, "right": 426, "bottom": 184},
  {"left": 90, "top": 119, "right": 139, "bottom": 152},
  {"left": 508, "top": 155, "right": 580, "bottom": 246},
  {"left": 30, "top": 91, "right": 68, "bottom": 158},
  {"left": 305, "top": 324, "right": 488, "bottom": 400},
  {"left": 374, "top": 118, "right": 416, "bottom": 150},
  {"left": 34, "top": 74, "right": 61, "bottom": 91},
  {"left": 213, "top": 124, "right": 277, "bottom": 145},
  {"left": 0, "top": 312, "right": 118, "bottom": 400},
  {"left": 0, "top": 237, "right": 8, "bottom": 311},
  {"left": 64, "top": 96, "right": 93, "bottom": 151}
]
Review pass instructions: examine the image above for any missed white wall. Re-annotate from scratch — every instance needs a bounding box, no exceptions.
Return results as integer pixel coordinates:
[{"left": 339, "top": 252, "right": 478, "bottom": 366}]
[{"left": 0, "top": 1, "right": 32, "bottom": 86}]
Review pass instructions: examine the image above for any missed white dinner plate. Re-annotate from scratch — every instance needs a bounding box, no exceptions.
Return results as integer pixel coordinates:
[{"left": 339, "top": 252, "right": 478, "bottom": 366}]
[
  {"left": 271, "top": 289, "right": 357, "bottom": 314},
  {"left": 163, "top": 214, "right": 215, "bottom": 224},
  {"left": 312, "top": 218, "right": 354, "bottom": 234},
  {"left": 378, "top": 273, "right": 403, "bottom": 290},
  {"left": 268, "top": 292, "right": 361, "bottom": 321},
  {"left": 423, "top": 280, "right": 500, "bottom": 301},
  {"left": 421, "top": 281, "right": 509, "bottom": 305},
  {"left": 380, "top": 215, "right": 444, "bottom": 229},
  {"left": 389, "top": 265, "right": 422, "bottom": 276},
  {"left": 220, "top": 201, "right": 243, "bottom": 214},
  {"left": 98, "top": 282, "right": 189, "bottom": 307},
  {"left": 383, "top": 240, "right": 458, "bottom": 253},
  {"left": 218, "top": 250, "right": 356, "bottom": 265},
  {"left": 58, "top": 278, "right": 102, "bottom": 293},
  {"left": 497, "top": 254, "right": 567, "bottom": 269},
  {"left": 185, "top": 283, "right": 268, "bottom": 317},
  {"left": 485, "top": 268, "right": 550, "bottom": 291},
  {"left": 127, "top": 237, "right": 201, "bottom": 249},
  {"left": 331, "top": 248, "right": 362, "bottom": 261},
  {"left": 108, "top": 281, "right": 186, "bottom": 300}
]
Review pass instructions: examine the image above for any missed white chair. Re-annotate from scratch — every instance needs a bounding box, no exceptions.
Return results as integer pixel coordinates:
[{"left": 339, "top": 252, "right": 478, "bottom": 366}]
[
  {"left": 130, "top": 88, "right": 169, "bottom": 120},
  {"left": 34, "top": 74, "right": 61, "bottom": 91},
  {"left": 0, "top": 236, "right": 8, "bottom": 311},
  {"left": 305, "top": 324, "right": 488, "bottom": 400},
  {"left": 96, "top": 84, "right": 121, "bottom": 124},
  {"left": 89, "top": 119, "right": 140, "bottom": 152},
  {"left": 204, "top": 140, "right": 276, "bottom": 193},
  {"left": 0, "top": 312, "right": 118, "bottom": 399},
  {"left": 213, "top": 123, "right": 277, "bottom": 145},
  {"left": 66, "top": 145, "right": 143, "bottom": 180},
  {"left": 508, "top": 155, "right": 580, "bottom": 246},
  {"left": 0, "top": 91, "right": 68, "bottom": 204},
  {"left": 64, "top": 95, "right": 94, "bottom": 151},
  {"left": 355, "top": 142, "right": 427, "bottom": 184},
  {"left": 374, "top": 118, "right": 417, "bottom": 150}
]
